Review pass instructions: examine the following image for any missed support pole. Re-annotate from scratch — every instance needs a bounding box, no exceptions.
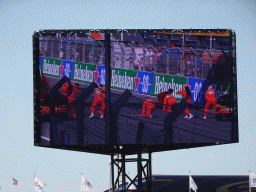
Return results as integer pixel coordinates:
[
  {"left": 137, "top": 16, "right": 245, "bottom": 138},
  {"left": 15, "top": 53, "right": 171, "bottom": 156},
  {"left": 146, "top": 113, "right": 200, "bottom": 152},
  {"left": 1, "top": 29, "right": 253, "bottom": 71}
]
[
  {"left": 110, "top": 153, "right": 152, "bottom": 192},
  {"left": 105, "top": 32, "right": 112, "bottom": 144},
  {"left": 149, "top": 153, "right": 152, "bottom": 190},
  {"left": 122, "top": 154, "right": 126, "bottom": 190},
  {"left": 111, "top": 154, "right": 115, "bottom": 192},
  {"left": 182, "top": 33, "right": 186, "bottom": 76}
]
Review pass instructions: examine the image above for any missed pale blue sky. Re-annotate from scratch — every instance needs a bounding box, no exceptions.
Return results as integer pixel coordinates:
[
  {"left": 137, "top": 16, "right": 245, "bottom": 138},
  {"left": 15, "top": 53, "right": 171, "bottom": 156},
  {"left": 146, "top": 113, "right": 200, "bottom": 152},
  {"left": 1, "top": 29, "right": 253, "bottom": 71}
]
[{"left": 0, "top": 0, "right": 255, "bottom": 191}]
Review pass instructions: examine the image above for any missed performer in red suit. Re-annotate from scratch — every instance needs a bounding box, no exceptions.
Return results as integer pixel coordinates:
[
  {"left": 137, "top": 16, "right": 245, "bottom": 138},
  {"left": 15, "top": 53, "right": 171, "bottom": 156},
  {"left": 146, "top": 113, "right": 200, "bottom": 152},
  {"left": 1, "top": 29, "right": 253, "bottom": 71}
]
[
  {"left": 62, "top": 82, "right": 71, "bottom": 97},
  {"left": 142, "top": 97, "right": 155, "bottom": 119},
  {"left": 177, "top": 86, "right": 193, "bottom": 119},
  {"left": 163, "top": 89, "right": 177, "bottom": 114},
  {"left": 89, "top": 84, "right": 106, "bottom": 119},
  {"left": 62, "top": 82, "right": 80, "bottom": 118},
  {"left": 157, "top": 91, "right": 168, "bottom": 108},
  {"left": 40, "top": 70, "right": 50, "bottom": 102},
  {"left": 100, "top": 84, "right": 106, "bottom": 115},
  {"left": 204, "top": 85, "right": 217, "bottom": 119}
]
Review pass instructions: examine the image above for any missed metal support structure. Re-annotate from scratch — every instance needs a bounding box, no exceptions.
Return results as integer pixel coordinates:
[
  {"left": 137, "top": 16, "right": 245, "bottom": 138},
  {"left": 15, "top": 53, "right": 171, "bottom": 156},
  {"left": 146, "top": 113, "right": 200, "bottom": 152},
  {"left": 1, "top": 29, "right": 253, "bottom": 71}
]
[
  {"left": 110, "top": 153, "right": 152, "bottom": 192},
  {"left": 82, "top": 43, "right": 85, "bottom": 63},
  {"left": 190, "top": 47, "right": 198, "bottom": 78},
  {"left": 76, "top": 82, "right": 98, "bottom": 144},
  {"left": 163, "top": 46, "right": 169, "bottom": 74},
  {"left": 230, "top": 30, "right": 237, "bottom": 142},
  {"left": 150, "top": 45, "right": 157, "bottom": 72},
  {"left": 182, "top": 33, "right": 186, "bottom": 76},
  {"left": 128, "top": 43, "right": 136, "bottom": 70},
  {"left": 50, "top": 39, "right": 54, "bottom": 58},
  {"left": 142, "top": 46, "right": 146, "bottom": 72},
  {"left": 48, "top": 76, "right": 71, "bottom": 145},
  {"left": 105, "top": 32, "right": 112, "bottom": 144}
]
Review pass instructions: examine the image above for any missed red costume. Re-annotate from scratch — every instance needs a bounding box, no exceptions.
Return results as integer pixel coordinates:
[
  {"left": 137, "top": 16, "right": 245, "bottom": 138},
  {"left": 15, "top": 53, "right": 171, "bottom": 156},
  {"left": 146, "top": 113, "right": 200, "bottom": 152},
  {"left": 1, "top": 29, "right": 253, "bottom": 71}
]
[
  {"left": 204, "top": 88, "right": 217, "bottom": 117},
  {"left": 142, "top": 98, "right": 155, "bottom": 118},
  {"left": 177, "top": 90, "right": 192, "bottom": 116},
  {"left": 100, "top": 86, "right": 106, "bottom": 112},
  {"left": 91, "top": 87, "right": 105, "bottom": 115},
  {"left": 163, "top": 93, "right": 177, "bottom": 113},
  {"left": 157, "top": 91, "right": 167, "bottom": 105},
  {"left": 62, "top": 83, "right": 80, "bottom": 118},
  {"left": 61, "top": 82, "right": 70, "bottom": 97},
  {"left": 40, "top": 72, "right": 50, "bottom": 101}
]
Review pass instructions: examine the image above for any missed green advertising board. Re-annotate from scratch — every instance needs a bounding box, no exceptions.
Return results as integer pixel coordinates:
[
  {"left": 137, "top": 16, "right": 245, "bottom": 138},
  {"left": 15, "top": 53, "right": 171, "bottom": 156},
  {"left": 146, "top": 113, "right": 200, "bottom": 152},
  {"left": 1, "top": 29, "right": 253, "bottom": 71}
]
[
  {"left": 41, "top": 57, "right": 62, "bottom": 77},
  {"left": 71, "top": 62, "right": 96, "bottom": 83},
  {"left": 111, "top": 68, "right": 137, "bottom": 91},
  {"left": 151, "top": 73, "right": 188, "bottom": 100}
]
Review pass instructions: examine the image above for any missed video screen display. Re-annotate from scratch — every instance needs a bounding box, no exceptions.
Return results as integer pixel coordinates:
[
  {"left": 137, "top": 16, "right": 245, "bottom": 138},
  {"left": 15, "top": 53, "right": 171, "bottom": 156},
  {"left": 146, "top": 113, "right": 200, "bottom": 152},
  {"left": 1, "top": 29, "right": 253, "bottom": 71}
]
[{"left": 35, "top": 30, "right": 238, "bottom": 153}]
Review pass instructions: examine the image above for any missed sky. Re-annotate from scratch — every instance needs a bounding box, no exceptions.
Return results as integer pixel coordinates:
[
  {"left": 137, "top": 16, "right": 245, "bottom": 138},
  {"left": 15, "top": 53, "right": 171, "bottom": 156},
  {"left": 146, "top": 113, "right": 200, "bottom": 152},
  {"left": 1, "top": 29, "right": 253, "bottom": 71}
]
[{"left": 0, "top": 0, "right": 256, "bottom": 191}]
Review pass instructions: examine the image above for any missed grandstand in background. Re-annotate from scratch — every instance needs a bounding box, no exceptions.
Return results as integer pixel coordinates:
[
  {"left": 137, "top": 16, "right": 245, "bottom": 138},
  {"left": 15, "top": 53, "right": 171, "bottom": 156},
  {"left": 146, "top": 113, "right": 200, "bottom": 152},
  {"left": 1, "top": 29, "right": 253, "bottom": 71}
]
[{"left": 39, "top": 32, "right": 231, "bottom": 82}]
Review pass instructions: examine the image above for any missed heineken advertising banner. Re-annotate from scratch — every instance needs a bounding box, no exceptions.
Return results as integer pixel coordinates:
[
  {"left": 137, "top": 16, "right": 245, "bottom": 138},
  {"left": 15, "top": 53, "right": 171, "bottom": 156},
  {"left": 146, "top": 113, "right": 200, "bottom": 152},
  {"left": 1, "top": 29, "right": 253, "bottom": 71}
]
[
  {"left": 41, "top": 57, "right": 62, "bottom": 77},
  {"left": 188, "top": 78, "right": 209, "bottom": 104},
  {"left": 188, "top": 78, "right": 231, "bottom": 104},
  {"left": 96, "top": 65, "right": 106, "bottom": 86},
  {"left": 137, "top": 71, "right": 154, "bottom": 95},
  {"left": 61, "top": 60, "right": 74, "bottom": 79},
  {"left": 71, "top": 62, "right": 96, "bottom": 83},
  {"left": 41, "top": 57, "right": 231, "bottom": 104},
  {"left": 150, "top": 73, "right": 187, "bottom": 100},
  {"left": 111, "top": 68, "right": 137, "bottom": 91}
]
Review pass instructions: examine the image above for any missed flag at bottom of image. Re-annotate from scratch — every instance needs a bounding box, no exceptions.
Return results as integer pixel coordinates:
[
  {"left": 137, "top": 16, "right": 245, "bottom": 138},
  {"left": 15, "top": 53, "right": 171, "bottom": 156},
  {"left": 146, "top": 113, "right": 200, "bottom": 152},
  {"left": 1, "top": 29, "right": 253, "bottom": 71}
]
[
  {"left": 34, "top": 176, "right": 46, "bottom": 192},
  {"left": 189, "top": 175, "right": 198, "bottom": 192},
  {"left": 13, "top": 178, "right": 18, "bottom": 185},
  {"left": 81, "top": 174, "right": 92, "bottom": 192},
  {"left": 250, "top": 172, "right": 256, "bottom": 188}
]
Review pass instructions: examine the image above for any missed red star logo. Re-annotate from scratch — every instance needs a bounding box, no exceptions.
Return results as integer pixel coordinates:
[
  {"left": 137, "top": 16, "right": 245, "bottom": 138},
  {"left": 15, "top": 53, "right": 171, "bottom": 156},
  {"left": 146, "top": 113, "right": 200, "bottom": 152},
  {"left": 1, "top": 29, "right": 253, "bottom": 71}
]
[
  {"left": 134, "top": 72, "right": 140, "bottom": 93},
  {"left": 60, "top": 61, "right": 64, "bottom": 77},
  {"left": 94, "top": 67, "right": 99, "bottom": 83},
  {"left": 183, "top": 79, "right": 191, "bottom": 90}
]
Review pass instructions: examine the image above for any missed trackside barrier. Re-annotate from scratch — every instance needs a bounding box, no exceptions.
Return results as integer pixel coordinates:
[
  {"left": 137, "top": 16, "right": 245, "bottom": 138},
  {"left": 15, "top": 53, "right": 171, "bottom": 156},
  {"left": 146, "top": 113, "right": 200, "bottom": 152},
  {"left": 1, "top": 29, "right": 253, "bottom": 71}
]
[
  {"left": 76, "top": 82, "right": 98, "bottom": 145},
  {"left": 48, "top": 76, "right": 71, "bottom": 145},
  {"left": 40, "top": 57, "right": 230, "bottom": 104}
]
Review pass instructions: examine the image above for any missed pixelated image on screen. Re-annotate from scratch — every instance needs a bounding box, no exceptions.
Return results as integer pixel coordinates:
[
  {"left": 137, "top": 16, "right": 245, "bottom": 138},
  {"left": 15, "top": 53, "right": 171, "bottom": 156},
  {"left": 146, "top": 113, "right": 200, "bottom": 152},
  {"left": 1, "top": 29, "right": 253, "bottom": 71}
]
[{"left": 34, "top": 29, "right": 238, "bottom": 154}]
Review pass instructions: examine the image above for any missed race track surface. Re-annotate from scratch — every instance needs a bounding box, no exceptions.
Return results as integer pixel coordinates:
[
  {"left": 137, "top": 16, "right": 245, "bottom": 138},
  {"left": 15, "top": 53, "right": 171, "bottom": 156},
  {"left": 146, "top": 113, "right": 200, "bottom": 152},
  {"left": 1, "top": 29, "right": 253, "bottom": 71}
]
[{"left": 40, "top": 76, "right": 232, "bottom": 145}]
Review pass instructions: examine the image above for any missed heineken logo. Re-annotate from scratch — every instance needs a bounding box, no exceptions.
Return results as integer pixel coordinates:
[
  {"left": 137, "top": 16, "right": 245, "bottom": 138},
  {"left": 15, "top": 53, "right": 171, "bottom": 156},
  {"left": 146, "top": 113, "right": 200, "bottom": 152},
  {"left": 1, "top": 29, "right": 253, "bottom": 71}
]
[
  {"left": 111, "top": 70, "right": 133, "bottom": 90},
  {"left": 154, "top": 76, "right": 183, "bottom": 98},
  {"left": 74, "top": 64, "right": 94, "bottom": 82},
  {"left": 43, "top": 59, "right": 60, "bottom": 76}
]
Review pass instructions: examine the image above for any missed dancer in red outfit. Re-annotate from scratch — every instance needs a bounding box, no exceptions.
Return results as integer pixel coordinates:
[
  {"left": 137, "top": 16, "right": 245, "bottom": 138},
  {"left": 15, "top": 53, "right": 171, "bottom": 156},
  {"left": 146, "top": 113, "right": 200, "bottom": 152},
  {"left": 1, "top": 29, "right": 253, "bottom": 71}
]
[
  {"left": 142, "top": 97, "right": 155, "bottom": 119},
  {"left": 177, "top": 86, "right": 193, "bottom": 119},
  {"left": 62, "top": 82, "right": 80, "bottom": 118},
  {"left": 100, "top": 85, "right": 106, "bottom": 115},
  {"left": 204, "top": 85, "right": 217, "bottom": 119},
  {"left": 163, "top": 89, "right": 177, "bottom": 115},
  {"left": 157, "top": 91, "right": 168, "bottom": 108},
  {"left": 89, "top": 84, "right": 105, "bottom": 119}
]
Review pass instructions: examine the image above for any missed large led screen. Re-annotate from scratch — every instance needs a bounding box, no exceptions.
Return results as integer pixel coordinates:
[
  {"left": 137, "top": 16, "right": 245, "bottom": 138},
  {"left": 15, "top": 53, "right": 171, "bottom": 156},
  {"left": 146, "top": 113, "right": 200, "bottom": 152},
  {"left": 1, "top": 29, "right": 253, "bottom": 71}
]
[{"left": 34, "top": 29, "right": 238, "bottom": 154}]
